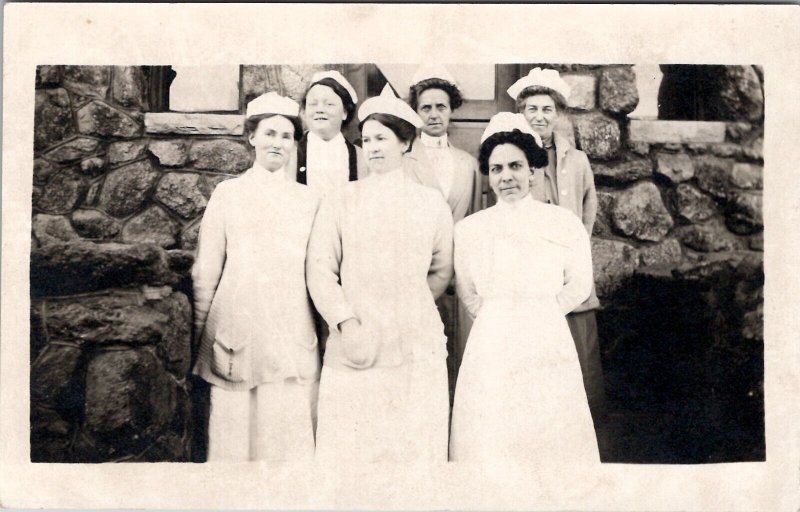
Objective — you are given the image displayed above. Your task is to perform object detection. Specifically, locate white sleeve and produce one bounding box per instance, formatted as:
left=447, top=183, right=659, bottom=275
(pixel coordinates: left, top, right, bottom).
left=454, top=221, right=482, bottom=319
left=191, top=187, right=227, bottom=337
left=556, top=218, right=594, bottom=315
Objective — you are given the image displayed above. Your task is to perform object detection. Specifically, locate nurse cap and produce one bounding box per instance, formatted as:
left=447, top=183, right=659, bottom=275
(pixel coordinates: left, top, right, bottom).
left=506, top=67, right=571, bottom=103
left=308, top=70, right=358, bottom=104
left=358, top=84, right=424, bottom=128
left=410, top=64, right=460, bottom=89
left=246, top=92, right=300, bottom=119
left=480, top=112, right=543, bottom=147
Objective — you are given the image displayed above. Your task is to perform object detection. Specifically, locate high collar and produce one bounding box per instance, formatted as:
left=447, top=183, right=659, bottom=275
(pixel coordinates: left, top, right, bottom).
left=368, top=165, right=404, bottom=185
left=308, top=130, right=346, bottom=147
left=495, top=192, right=536, bottom=214
left=250, top=160, right=287, bottom=186
left=420, top=132, right=449, bottom=149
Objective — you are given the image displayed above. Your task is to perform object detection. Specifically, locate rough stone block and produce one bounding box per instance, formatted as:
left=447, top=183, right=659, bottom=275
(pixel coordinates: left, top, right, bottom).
left=77, top=101, right=141, bottom=138
left=655, top=152, right=695, bottom=183
left=592, top=238, right=640, bottom=297
left=670, top=184, right=717, bottom=223
left=36, top=65, right=63, bottom=88
left=62, top=66, right=111, bottom=98
left=122, top=205, right=181, bottom=248
left=111, top=66, right=146, bottom=109
left=98, top=160, right=160, bottom=218
left=70, top=209, right=121, bottom=239
left=242, top=65, right=268, bottom=106
left=611, top=182, right=675, bottom=242
left=562, top=74, right=595, bottom=111
left=189, top=139, right=252, bottom=173
left=79, top=156, right=107, bottom=177
left=84, top=350, right=176, bottom=448
left=151, top=292, right=192, bottom=376
left=32, top=214, right=80, bottom=245
left=676, top=219, right=744, bottom=252
left=730, top=163, right=763, bottom=190
left=716, top=66, right=763, bottom=122
left=84, top=181, right=101, bottom=206
left=30, top=301, right=48, bottom=363
left=144, top=113, right=244, bottom=136
left=573, top=112, right=621, bottom=160
left=592, top=190, right=615, bottom=237
left=725, top=191, right=763, bottom=235
left=748, top=232, right=764, bottom=251
left=33, top=158, right=59, bottom=185
left=46, top=292, right=171, bottom=346
left=198, top=173, right=235, bottom=198
left=726, top=122, right=753, bottom=142
left=30, top=343, right=83, bottom=405
left=34, top=88, right=74, bottom=151
left=30, top=241, right=176, bottom=296
left=148, top=140, right=189, bottom=167
left=629, top=120, right=727, bottom=144
left=627, top=140, right=650, bottom=157
left=639, top=238, right=684, bottom=267
left=598, top=66, right=639, bottom=115
left=180, top=220, right=201, bottom=251
left=154, top=172, right=208, bottom=219
left=592, top=158, right=651, bottom=185
left=43, top=137, right=101, bottom=164
left=36, top=169, right=87, bottom=214
left=694, top=155, right=735, bottom=199
left=166, top=250, right=195, bottom=277
left=108, top=140, right=148, bottom=164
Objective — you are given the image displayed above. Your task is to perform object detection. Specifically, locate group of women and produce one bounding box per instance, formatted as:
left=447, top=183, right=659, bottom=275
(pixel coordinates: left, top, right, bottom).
left=191, top=66, right=602, bottom=468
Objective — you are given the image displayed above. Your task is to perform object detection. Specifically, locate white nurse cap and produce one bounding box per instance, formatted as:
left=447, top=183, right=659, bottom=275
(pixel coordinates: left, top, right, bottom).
left=410, top=64, right=460, bottom=89
left=480, top=112, right=543, bottom=146
left=506, top=67, right=571, bottom=103
left=246, top=92, right=300, bottom=119
left=308, top=70, right=359, bottom=104
left=357, top=84, right=424, bottom=128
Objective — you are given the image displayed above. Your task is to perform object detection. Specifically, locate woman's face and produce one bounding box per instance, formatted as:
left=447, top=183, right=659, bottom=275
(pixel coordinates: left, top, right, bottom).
left=304, top=84, right=346, bottom=140
left=488, top=143, right=532, bottom=203
left=248, top=115, right=296, bottom=171
left=416, top=88, right=452, bottom=138
left=361, top=120, right=409, bottom=174
left=521, top=94, right=559, bottom=142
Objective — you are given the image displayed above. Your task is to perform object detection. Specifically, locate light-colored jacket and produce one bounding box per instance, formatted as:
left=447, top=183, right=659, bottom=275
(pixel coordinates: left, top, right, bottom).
left=405, top=138, right=482, bottom=224
left=530, top=132, right=599, bottom=312
left=306, top=165, right=454, bottom=371
left=192, top=165, right=321, bottom=390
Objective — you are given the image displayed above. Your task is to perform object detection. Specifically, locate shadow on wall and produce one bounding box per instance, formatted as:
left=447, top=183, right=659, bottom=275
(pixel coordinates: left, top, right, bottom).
left=596, top=253, right=764, bottom=463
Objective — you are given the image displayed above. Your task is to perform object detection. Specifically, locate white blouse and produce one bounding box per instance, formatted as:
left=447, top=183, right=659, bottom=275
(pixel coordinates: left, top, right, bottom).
left=192, top=162, right=322, bottom=389
left=454, top=195, right=593, bottom=319
left=420, top=132, right=455, bottom=200
left=306, top=131, right=350, bottom=197
left=306, top=166, right=454, bottom=370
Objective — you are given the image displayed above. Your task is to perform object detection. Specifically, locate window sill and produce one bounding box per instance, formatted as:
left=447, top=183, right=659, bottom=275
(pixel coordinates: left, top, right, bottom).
left=629, top=120, right=726, bottom=144
left=144, top=113, right=244, bottom=136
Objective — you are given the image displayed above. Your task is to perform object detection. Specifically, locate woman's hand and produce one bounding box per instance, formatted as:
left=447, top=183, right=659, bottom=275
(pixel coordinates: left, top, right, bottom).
left=339, top=318, right=377, bottom=369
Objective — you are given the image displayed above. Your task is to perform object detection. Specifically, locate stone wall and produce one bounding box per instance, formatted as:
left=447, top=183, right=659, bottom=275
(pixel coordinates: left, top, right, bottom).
left=30, top=64, right=764, bottom=463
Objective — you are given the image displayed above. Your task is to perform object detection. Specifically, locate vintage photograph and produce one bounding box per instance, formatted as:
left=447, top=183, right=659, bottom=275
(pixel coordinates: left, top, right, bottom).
left=29, top=63, right=764, bottom=466
left=4, top=3, right=798, bottom=510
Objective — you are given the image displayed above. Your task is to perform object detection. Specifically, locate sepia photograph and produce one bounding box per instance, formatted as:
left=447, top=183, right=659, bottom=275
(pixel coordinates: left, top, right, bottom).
left=3, top=4, right=799, bottom=511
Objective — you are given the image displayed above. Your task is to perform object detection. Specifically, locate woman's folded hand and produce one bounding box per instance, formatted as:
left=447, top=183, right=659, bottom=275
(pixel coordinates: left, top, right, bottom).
left=339, top=317, right=377, bottom=369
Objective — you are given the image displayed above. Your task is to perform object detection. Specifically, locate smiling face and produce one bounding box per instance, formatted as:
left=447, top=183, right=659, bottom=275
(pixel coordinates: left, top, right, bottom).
left=304, top=84, right=346, bottom=140
left=488, top=143, right=533, bottom=203
left=521, top=93, right=559, bottom=142
left=248, top=115, right=296, bottom=171
left=361, top=119, right=409, bottom=174
left=416, top=88, right=452, bottom=137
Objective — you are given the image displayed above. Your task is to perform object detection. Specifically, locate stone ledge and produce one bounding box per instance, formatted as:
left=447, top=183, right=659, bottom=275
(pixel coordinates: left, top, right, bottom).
left=629, top=120, right=726, bottom=144
left=144, top=113, right=244, bottom=136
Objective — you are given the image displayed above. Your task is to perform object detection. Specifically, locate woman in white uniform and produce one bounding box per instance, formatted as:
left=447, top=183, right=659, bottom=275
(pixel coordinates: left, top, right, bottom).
left=449, top=112, right=599, bottom=467
left=307, top=85, right=454, bottom=465
left=192, top=92, right=321, bottom=462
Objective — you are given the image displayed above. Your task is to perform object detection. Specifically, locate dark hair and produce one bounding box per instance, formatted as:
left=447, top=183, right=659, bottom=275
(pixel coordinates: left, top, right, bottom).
left=244, top=113, right=303, bottom=141
left=478, top=130, right=548, bottom=175
left=302, top=78, right=357, bottom=125
left=358, top=113, right=417, bottom=146
left=408, top=78, right=464, bottom=111
left=514, top=85, right=567, bottom=113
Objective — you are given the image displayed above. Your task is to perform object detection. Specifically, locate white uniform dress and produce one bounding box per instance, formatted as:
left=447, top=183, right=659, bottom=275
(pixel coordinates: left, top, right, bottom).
left=306, top=166, right=454, bottom=465
left=449, top=195, right=600, bottom=466
left=192, top=162, right=321, bottom=463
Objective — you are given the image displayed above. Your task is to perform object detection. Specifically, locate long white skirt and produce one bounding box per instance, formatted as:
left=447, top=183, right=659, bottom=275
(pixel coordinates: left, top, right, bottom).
left=450, top=298, right=599, bottom=467
left=207, top=379, right=318, bottom=462
left=315, top=359, right=449, bottom=465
